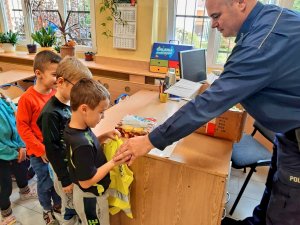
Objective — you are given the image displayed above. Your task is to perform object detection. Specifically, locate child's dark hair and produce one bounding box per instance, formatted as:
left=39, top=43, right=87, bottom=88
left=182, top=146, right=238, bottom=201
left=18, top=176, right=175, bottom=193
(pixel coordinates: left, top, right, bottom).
left=70, top=78, right=110, bottom=111
left=33, top=50, right=62, bottom=72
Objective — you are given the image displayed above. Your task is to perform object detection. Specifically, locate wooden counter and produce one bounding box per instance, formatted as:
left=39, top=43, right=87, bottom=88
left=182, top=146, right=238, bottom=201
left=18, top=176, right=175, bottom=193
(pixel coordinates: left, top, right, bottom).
left=0, top=52, right=163, bottom=101
left=0, top=70, right=34, bottom=86
left=93, top=90, right=233, bottom=225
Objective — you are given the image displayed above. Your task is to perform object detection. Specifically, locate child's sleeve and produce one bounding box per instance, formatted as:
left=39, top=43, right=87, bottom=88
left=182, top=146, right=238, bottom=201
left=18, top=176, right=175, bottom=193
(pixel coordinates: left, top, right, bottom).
left=40, top=111, right=72, bottom=187
left=0, top=142, right=19, bottom=160
left=0, top=110, right=19, bottom=160
left=16, top=96, right=45, bottom=157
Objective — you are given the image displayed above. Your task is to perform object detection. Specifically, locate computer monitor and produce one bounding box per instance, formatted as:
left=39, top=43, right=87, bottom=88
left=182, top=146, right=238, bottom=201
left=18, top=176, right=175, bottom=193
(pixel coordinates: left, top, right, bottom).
left=179, top=48, right=207, bottom=82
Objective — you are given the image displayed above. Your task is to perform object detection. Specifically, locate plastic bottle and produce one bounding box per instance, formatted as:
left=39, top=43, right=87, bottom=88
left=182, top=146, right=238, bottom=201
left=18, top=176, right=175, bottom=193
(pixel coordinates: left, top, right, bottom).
left=167, top=68, right=176, bottom=87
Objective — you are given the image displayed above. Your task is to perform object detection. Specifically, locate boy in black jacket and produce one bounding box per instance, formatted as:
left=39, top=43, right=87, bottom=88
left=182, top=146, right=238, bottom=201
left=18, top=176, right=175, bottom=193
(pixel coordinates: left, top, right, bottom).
left=37, top=57, right=92, bottom=225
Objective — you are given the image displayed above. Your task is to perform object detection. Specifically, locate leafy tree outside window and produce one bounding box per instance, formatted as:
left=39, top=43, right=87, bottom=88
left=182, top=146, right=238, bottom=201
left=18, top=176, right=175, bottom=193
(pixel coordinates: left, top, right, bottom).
left=0, top=0, right=95, bottom=49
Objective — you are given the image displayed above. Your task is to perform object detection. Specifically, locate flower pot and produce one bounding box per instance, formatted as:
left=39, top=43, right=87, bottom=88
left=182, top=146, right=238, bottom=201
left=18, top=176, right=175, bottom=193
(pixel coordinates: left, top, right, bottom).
left=84, top=54, right=94, bottom=61
left=38, top=46, right=53, bottom=52
left=1, top=43, right=16, bottom=53
left=130, top=0, right=136, bottom=6
left=27, top=44, right=37, bottom=54
left=60, top=46, right=75, bottom=58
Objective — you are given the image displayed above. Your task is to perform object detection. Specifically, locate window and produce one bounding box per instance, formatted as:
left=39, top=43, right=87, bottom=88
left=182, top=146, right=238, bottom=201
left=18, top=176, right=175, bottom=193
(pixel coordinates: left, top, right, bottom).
left=174, top=0, right=209, bottom=49
left=66, top=0, right=93, bottom=47
left=293, top=0, right=300, bottom=11
left=169, top=0, right=233, bottom=67
left=169, top=0, right=298, bottom=67
left=0, top=0, right=26, bottom=40
left=31, top=0, right=59, bottom=32
left=0, top=0, right=96, bottom=51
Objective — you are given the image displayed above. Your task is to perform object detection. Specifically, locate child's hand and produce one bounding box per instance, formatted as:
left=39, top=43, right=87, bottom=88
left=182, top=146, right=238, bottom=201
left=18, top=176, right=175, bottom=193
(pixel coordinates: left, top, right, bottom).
left=62, top=184, right=74, bottom=194
left=18, top=148, right=27, bottom=163
left=106, top=129, right=121, bottom=140
left=98, top=129, right=121, bottom=143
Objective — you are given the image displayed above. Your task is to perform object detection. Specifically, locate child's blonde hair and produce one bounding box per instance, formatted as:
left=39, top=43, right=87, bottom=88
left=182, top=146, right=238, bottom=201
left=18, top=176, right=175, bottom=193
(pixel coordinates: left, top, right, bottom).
left=56, top=56, right=93, bottom=81
left=70, top=78, right=110, bottom=111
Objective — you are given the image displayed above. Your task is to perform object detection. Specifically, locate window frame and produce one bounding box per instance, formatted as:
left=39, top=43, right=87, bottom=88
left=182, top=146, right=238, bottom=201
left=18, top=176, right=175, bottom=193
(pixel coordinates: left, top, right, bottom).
left=0, top=0, right=97, bottom=53
left=168, top=0, right=224, bottom=68
left=169, top=0, right=298, bottom=68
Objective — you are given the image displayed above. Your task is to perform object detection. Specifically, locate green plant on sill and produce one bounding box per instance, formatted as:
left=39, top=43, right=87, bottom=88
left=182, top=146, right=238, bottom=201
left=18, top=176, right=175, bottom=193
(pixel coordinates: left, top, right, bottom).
left=54, top=45, right=61, bottom=53
left=84, top=51, right=95, bottom=55
left=31, top=26, right=57, bottom=47
left=0, top=30, right=19, bottom=46
left=100, top=0, right=129, bottom=37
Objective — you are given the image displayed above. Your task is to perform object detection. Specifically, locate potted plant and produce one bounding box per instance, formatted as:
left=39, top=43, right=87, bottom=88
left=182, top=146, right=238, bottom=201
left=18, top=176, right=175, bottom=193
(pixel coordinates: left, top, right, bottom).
left=84, top=52, right=95, bottom=61
left=26, top=43, right=37, bottom=54
left=31, top=26, right=56, bottom=52
left=100, top=0, right=128, bottom=37
left=44, top=10, right=78, bottom=58
left=0, top=30, right=19, bottom=53
left=54, top=45, right=61, bottom=53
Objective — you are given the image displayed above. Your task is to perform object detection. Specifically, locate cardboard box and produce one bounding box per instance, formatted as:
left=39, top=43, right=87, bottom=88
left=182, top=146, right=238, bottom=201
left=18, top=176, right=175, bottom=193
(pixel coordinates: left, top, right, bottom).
left=194, top=107, right=247, bottom=142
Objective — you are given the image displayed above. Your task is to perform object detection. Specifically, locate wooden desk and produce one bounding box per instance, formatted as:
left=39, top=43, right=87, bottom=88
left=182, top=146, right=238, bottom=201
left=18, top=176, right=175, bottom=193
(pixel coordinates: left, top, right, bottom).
left=0, top=70, right=34, bottom=86
left=93, top=90, right=233, bottom=225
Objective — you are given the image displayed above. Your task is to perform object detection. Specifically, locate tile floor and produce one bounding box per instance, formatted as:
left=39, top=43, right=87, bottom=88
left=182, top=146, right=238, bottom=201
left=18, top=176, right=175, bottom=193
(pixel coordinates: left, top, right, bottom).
left=2, top=177, right=63, bottom=225
left=226, top=166, right=269, bottom=221
left=2, top=166, right=269, bottom=225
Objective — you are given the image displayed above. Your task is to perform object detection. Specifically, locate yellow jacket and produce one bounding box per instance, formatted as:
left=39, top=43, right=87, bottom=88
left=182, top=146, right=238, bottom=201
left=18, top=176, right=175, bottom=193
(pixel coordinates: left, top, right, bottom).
left=103, top=138, right=134, bottom=218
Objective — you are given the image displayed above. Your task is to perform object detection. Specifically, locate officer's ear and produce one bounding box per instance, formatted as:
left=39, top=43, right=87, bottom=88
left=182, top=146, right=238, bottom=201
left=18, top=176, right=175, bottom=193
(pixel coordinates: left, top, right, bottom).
left=238, top=0, right=247, bottom=12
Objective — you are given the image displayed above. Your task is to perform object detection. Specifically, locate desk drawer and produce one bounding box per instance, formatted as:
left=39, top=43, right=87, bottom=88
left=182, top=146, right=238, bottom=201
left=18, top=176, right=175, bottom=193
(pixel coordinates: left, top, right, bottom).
left=149, top=66, right=168, bottom=74
left=150, top=59, right=168, bottom=67
left=168, top=60, right=179, bottom=69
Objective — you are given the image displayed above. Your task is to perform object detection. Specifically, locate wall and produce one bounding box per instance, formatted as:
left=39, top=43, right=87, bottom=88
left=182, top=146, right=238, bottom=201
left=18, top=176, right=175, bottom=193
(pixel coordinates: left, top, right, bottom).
left=95, top=0, right=168, bottom=61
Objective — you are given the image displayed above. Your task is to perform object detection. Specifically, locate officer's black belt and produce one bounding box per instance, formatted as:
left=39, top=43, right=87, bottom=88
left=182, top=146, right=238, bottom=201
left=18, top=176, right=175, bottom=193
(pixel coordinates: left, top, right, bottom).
left=285, top=128, right=300, bottom=151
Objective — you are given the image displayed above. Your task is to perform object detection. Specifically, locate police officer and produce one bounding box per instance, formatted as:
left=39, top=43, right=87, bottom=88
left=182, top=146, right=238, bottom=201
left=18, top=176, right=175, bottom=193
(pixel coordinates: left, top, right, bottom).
left=115, top=0, right=300, bottom=224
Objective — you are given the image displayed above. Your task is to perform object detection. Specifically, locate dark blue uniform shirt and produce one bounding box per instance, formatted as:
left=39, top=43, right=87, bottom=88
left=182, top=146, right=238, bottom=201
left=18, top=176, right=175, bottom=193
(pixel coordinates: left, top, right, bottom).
left=150, top=2, right=300, bottom=150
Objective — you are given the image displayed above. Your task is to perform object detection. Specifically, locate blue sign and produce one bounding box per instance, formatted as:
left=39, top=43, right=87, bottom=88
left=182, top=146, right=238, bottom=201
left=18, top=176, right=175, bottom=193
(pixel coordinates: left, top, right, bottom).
left=150, top=42, right=193, bottom=61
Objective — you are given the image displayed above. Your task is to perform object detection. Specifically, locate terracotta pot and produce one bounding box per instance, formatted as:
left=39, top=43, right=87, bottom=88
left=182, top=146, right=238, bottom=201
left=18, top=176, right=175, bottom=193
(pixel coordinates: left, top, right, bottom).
left=84, top=54, right=94, bottom=61
left=60, top=46, right=75, bottom=58
left=131, top=0, right=136, bottom=6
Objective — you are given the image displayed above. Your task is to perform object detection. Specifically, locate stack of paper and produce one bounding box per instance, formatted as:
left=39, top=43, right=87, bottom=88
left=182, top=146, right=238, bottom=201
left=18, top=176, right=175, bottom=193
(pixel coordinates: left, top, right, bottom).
left=164, top=79, right=202, bottom=99
left=206, top=73, right=220, bottom=84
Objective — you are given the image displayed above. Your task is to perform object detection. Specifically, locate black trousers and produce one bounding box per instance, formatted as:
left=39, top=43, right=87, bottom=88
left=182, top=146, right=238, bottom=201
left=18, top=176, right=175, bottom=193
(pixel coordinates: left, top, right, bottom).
left=265, top=131, right=300, bottom=225
left=244, top=129, right=300, bottom=225
left=0, top=159, right=28, bottom=211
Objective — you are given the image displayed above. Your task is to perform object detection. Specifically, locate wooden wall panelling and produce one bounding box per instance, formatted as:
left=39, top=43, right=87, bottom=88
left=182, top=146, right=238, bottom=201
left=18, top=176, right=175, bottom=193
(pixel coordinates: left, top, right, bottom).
left=93, top=76, right=158, bottom=102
